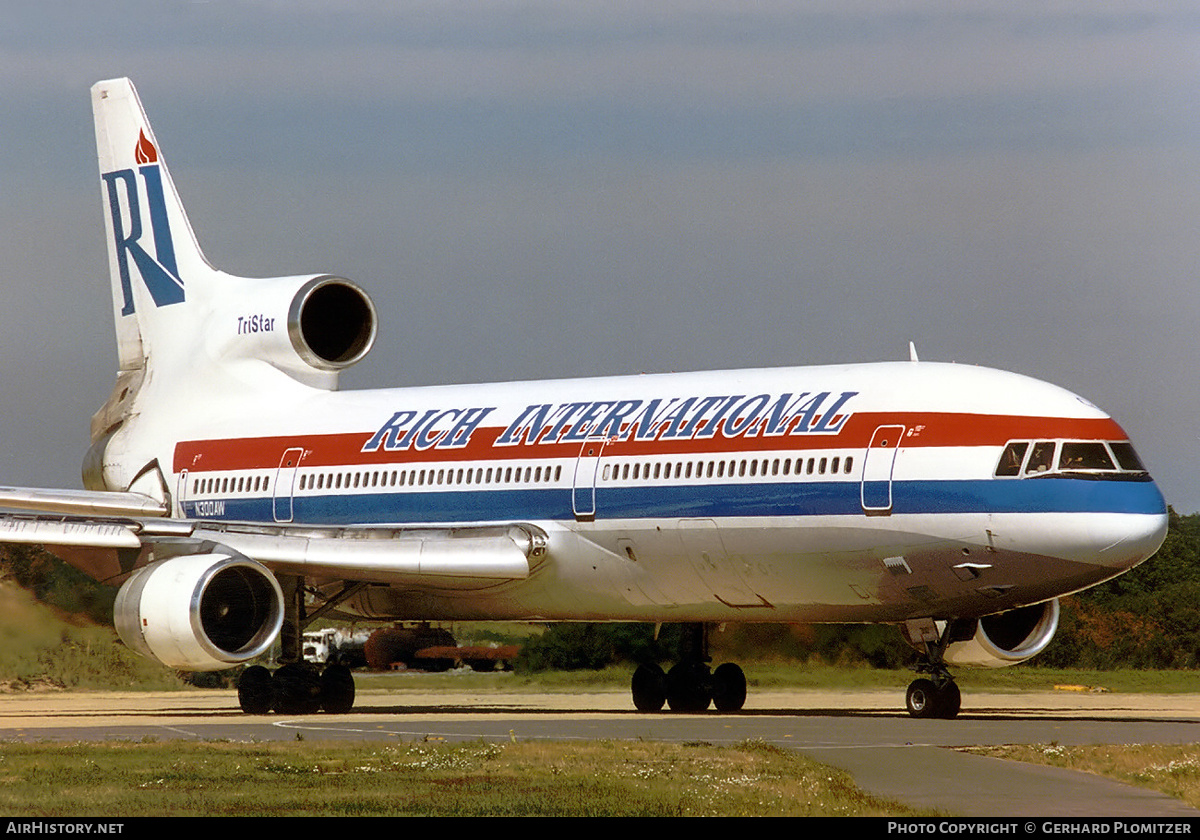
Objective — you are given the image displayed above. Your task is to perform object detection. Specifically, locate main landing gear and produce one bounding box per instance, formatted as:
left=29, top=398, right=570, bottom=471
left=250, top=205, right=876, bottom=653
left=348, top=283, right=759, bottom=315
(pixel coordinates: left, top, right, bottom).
left=236, top=574, right=360, bottom=715
left=630, top=624, right=747, bottom=713
left=902, top=619, right=964, bottom=719
left=237, top=661, right=356, bottom=715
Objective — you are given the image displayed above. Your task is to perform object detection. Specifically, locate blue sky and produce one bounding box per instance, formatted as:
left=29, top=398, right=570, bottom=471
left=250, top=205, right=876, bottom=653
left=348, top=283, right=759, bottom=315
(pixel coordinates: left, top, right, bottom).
left=3, top=1, right=1200, bottom=511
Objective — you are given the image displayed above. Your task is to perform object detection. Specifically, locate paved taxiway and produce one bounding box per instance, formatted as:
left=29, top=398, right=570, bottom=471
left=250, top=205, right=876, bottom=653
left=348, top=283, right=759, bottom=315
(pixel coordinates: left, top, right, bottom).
left=2, top=686, right=1199, bottom=817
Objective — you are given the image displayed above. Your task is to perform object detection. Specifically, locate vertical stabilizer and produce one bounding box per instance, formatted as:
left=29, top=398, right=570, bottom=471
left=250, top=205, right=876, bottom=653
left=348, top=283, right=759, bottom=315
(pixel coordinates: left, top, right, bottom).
left=92, top=78, right=215, bottom=374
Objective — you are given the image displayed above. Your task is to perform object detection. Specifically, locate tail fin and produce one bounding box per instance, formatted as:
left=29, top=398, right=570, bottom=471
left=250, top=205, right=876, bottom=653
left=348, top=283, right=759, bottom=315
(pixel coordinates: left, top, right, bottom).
left=92, top=78, right=215, bottom=373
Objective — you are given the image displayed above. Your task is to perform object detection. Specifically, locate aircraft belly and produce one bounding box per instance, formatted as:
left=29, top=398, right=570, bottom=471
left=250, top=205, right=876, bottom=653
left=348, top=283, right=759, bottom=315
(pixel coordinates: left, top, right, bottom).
left=333, top=511, right=1140, bottom=623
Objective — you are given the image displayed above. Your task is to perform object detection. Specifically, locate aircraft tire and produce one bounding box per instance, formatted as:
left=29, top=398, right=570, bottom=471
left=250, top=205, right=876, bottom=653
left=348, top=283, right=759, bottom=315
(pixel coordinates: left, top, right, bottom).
left=711, top=663, right=747, bottom=712
left=905, top=678, right=940, bottom=718
left=631, top=663, right=667, bottom=712
left=237, top=665, right=275, bottom=715
left=936, top=681, right=961, bottom=719
left=320, top=663, right=356, bottom=714
left=273, top=662, right=322, bottom=715
left=666, top=661, right=712, bottom=713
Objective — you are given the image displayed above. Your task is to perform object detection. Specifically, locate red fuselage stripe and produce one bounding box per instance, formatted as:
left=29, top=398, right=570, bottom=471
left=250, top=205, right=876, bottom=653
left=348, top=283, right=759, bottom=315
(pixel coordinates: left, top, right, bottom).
left=172, top=412, right=1128, bottom=474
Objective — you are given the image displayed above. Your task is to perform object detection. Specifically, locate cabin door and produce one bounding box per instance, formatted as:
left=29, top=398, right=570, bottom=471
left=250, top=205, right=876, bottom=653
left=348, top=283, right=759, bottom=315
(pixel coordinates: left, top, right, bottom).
left=572, top=436, right=607, bottom=521
left=273, top=447, right=305, bottom=523
left=861, top=425, right=904, bottom=515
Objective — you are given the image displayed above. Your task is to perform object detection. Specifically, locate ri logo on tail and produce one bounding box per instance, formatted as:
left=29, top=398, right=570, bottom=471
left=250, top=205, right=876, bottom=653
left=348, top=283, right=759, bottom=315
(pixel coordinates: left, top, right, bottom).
left=100, top=129, right=185, bottom=313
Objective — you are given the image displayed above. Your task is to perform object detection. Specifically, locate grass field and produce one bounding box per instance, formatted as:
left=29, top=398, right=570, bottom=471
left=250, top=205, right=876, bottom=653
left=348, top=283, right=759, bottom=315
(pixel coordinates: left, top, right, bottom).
left=0, top=739, right=935, bottom=817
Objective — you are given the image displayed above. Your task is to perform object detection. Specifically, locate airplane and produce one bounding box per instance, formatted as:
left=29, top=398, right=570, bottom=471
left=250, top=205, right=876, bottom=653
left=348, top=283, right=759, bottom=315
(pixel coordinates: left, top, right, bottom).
left=0, top=78, right=1168, bottom=719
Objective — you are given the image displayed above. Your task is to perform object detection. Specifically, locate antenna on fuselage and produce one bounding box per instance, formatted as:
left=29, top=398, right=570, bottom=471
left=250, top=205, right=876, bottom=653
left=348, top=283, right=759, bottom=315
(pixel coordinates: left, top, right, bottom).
left=908, top=341, right=920, bottom=362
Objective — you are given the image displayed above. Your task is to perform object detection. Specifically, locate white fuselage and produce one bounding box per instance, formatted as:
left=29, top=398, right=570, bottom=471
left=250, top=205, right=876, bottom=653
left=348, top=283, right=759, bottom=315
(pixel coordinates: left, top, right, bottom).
left=99, top=358, right=1167, bottom=625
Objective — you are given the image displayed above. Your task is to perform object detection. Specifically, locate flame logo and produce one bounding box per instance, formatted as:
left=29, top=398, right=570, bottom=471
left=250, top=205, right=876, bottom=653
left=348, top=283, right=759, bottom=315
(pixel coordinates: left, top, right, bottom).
left=134, top=129, right=158, bottom=165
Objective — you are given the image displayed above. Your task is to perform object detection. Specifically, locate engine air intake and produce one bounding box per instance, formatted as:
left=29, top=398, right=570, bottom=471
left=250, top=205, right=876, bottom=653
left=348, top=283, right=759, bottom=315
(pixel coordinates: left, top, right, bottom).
left=289, top=276, right=377, bottom=370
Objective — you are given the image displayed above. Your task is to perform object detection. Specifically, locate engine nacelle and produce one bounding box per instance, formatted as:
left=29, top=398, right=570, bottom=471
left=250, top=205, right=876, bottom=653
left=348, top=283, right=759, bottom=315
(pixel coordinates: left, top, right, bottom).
left=114, top=553, right=285, bottom=671
left=942, top=599, right=1061, bottom=668
left=208, top=274, right=377, bottom=385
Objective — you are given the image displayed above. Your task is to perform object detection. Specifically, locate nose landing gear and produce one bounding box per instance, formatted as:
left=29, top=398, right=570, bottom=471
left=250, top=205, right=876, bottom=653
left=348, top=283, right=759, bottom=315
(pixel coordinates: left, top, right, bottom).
left=905, top=671, right=961, bottom=719
left=902, top=618, right=965, bottom=719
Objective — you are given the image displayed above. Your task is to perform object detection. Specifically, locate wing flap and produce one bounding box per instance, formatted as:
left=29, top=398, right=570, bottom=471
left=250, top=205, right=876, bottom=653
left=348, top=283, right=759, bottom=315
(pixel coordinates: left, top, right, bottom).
left=0, top=514, right=142, bottom=548
left=0, top=486, right=168, bottom=518
left=194, top=524, right=544, bottom=585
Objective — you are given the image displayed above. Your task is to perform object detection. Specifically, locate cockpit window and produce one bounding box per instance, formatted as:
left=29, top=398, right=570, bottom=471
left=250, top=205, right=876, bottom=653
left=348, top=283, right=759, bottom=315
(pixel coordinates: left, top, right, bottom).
left=996, top=439, right=1148, bottom=479
left=1024, top=441, right=1056, bottom=474
left=995, top=442, right=1028, bottom=476
left=1109, top=442, right=1147, bottom=472
left=1059, top=442, right=1115, bottom=472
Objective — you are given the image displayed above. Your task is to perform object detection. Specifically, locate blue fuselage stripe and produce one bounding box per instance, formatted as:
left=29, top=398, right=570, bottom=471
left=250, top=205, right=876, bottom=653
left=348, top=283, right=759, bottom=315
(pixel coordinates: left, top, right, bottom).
left=182, top=477, right=1165, bottom=525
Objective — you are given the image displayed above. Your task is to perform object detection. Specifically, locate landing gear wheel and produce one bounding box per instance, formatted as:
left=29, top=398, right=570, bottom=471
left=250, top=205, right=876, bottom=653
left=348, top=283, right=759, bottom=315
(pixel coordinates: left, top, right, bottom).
left=273, top=662, right=322, bottom=715
left=666, top=661, right=712, bottom=712
left=237, top=665, right=274, bottom=715
left=936, top=681, right=961, bottom=719
left=631, top=663, right=667, bottom=712
left=906, top=678, right=940, bottom=719
left=906, top=678, right=961, bottom=719
left=320, top=663, right=356, bottom=714
left=711, top=663, right=747, bottom=712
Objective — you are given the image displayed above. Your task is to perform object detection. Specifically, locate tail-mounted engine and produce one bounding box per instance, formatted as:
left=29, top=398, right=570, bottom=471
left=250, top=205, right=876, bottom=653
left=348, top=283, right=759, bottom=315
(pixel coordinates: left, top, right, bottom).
left=941, top=599, right=1061, bottom=668
left=209, top=274, right=377, bottom=387
left=286, top=276, right=377, bottom=372
left=114, top=553, right=285, bottom=671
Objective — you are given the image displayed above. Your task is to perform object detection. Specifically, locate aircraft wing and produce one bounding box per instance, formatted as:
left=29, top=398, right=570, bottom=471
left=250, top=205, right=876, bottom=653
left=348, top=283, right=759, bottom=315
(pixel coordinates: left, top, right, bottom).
left=0, top=486, right=544, bottom=586
left=0, top=485, right=169, bottom=517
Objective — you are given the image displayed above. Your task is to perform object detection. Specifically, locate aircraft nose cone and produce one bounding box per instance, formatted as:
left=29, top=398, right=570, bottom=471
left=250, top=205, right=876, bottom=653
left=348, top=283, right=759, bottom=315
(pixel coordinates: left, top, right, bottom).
left=1090, top=476, right=1169, bottom=571
left=1095, top=508, right=1169, bottom=571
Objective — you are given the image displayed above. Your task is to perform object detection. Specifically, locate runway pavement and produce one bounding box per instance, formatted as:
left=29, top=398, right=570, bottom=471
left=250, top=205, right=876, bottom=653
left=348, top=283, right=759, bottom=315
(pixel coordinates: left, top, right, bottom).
left=2, top=686, right=1199, bottom=817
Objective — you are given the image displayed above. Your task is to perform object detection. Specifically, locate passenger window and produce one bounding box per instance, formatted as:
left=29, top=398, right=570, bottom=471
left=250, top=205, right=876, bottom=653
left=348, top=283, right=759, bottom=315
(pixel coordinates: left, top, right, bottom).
left=1025, top=441, right=1056, bottom=474
left=995, top=442, right=1029, bottom=477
